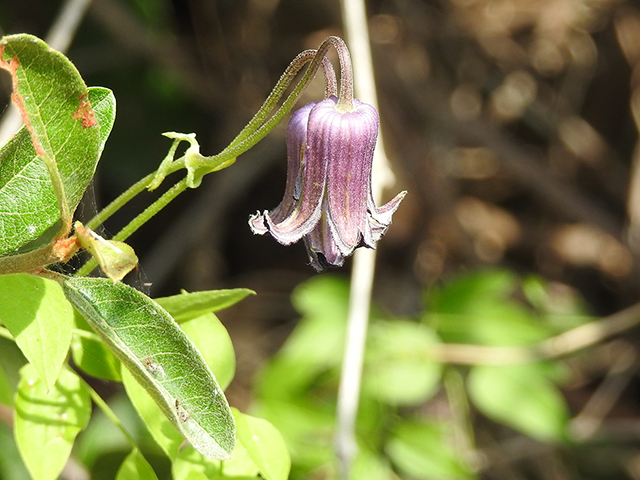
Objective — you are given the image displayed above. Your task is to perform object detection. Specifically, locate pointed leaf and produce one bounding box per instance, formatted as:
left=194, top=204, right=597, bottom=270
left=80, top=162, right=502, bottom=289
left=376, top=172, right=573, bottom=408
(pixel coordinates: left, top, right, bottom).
left=234, top=408, right=290, bottom=480
left=115, top=449, right=159, bottom=480
left=0, top=85, right=116, bottom=271
left=14, top=364, right=91, bottom=480
left=0, top=273, right=73, bottom=390
left=155, top=288, right=255, bottom=323
left=0, top=34, right=101, bottom=225
left=63, top=276, right=236, bottom=459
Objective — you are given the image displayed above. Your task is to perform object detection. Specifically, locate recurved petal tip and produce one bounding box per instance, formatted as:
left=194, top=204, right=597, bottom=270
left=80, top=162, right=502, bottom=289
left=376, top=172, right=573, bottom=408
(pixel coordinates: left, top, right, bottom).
left=248, top=211, right=269, bottom=235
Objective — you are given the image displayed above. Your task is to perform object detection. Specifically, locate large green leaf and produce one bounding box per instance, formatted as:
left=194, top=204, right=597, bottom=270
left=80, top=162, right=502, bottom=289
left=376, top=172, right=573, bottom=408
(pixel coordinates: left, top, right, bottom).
left=0, top=273, right=73, bottom=390
left=14, top=364, right=91, bottom=480
left=468, top=364, right=570, bottom=442
left=156, top=288, right=255, bottom=323
left=0, top=34, right=115, bottom=270
left=64, top=276, right=236, bottom=460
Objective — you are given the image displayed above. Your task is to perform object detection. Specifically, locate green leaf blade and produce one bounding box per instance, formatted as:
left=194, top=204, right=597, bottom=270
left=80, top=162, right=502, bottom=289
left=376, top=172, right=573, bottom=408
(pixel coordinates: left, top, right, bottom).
left=0, top=34, right=102, bottom=222
left=121, top=365, right=184, bottom=460
left=0, top=273, right=73, bottom=390
left=0, top=85, right=115, bottom=266
left=64, top=277, right=236, bottom=460
left=155, top=288, right=255, bottom=323
left=182, top=312, right=236, bottom=391
left=14, top=364, right=91, bottom=480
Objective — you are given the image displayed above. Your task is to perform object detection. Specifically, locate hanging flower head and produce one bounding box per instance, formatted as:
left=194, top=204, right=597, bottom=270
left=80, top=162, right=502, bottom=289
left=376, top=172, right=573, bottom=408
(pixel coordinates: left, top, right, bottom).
left=249, top=37, right=406, bottom=271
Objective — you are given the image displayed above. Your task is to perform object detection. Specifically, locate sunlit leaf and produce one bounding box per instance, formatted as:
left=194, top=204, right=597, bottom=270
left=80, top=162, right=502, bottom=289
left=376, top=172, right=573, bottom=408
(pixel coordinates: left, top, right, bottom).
left=14, top=364, right=91, bottom=480
left=121, top=365, right=183, bottom=460
left=155, top=288, right=255, bottom=323
left=0, top=273, right=73, bottom=390
left=64, top=276, right=235, bottom=459
left=71, top=310, right=121, bottom=382
left=0, top=37, right=115, bottom=272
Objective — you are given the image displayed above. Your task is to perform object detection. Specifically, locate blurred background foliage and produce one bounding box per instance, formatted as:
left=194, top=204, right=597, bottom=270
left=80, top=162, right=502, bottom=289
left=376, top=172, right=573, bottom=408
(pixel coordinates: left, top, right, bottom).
left=2, top=0, right=640, bottom=478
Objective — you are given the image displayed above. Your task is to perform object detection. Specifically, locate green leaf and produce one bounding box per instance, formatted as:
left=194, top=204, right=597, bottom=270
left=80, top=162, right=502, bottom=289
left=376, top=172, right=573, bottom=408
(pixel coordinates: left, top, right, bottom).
left=14, top=364, right=91, bottom=480
left=182, top=313, right=235, bottom=391
left=468, top=364, right=569, bottom=442
left=0, top=421, right=31, bottom=480
left=0, top=336, right=27, bottom=405
left=64, top=276, right=235, bottom=460
left=386, top=420, right=472, bottom=480
left=71, top=310, right=121, bottom=382
left=0, top=36, right=115, bottom=267
left=0, top=84, right=116, bottom=271
left=121, top=365, right=184, bottom=460
left=155, top=288, right=255, bottom=323
left=0, top=273, right=73, bottom=390
left=234, top=408, right=290, bottom=480
left=221, top=439, right=260, bottom=477
left=0, top=34, right=101, bottom=225
left=364, top=320, right=442, bottom=405
left=115, top=449, right=159, bottom=480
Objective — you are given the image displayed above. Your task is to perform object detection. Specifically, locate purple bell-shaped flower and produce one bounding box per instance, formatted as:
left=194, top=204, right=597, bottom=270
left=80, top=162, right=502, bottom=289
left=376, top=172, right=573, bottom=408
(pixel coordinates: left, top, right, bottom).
left=249, top=94, right=405, bottom=270
left=249, top=37, right=405, bottom=270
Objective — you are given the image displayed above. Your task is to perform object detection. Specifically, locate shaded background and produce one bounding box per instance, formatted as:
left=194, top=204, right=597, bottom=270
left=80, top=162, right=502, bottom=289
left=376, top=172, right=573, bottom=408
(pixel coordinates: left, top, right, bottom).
left=2, top=0, right=640, bottom=478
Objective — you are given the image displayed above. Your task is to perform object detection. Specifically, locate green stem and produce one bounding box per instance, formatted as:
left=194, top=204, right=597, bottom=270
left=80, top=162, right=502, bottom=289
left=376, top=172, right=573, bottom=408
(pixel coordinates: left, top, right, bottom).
left=80, top=36, right=344, bottom=276
left=76, top=176, right=190, bottom=277
left=81, top=377, right=138, bottom=449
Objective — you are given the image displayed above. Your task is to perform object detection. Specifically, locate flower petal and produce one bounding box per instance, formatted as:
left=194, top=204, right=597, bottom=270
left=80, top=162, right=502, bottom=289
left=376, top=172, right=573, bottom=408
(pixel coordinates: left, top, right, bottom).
left=321, top=98, right=379, bottom=252
left=304, top=212, right=346, bottom=271
left=260, top=101, right=328, bottom=245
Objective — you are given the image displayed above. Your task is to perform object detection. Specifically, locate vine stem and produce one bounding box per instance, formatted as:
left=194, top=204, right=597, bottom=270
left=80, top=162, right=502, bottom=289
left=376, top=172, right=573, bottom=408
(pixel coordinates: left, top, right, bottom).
left=80, top=37, right=346, bottom=279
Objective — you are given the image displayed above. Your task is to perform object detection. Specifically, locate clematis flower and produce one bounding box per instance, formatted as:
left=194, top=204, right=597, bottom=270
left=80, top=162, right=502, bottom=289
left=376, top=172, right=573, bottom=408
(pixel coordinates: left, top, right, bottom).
left=249, top=95, right=406, bottom=271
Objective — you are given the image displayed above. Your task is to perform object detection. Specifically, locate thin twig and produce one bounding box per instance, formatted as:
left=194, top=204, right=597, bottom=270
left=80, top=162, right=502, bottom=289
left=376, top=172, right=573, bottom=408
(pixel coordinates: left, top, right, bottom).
left=335, top=1, right=397, bottom=478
